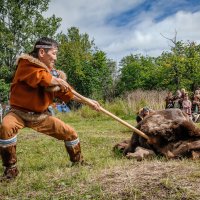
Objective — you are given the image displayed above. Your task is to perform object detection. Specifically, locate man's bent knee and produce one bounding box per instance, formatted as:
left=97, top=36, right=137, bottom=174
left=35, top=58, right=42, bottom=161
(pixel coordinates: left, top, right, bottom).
left=0, top=123, right=17, bottom=140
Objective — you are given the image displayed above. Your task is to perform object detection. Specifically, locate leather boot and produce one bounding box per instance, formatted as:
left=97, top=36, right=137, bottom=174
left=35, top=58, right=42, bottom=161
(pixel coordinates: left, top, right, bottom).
left=65, top=142, right=84, bottom=165
left=0, top=145, right=19, bottom=181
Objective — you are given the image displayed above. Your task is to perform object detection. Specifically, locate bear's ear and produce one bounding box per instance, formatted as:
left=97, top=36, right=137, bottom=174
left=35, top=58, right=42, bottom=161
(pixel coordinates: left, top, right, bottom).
left=57, top=70, right=67, bottom=81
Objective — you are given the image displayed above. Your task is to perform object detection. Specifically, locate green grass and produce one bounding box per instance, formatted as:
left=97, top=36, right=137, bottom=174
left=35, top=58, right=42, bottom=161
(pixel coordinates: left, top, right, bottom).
left=0, top=112, right=200, bottom=200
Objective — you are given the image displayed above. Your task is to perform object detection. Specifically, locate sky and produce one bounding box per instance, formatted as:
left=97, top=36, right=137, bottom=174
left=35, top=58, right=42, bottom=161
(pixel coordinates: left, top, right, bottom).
left=45, top=0, right=200, bottom=63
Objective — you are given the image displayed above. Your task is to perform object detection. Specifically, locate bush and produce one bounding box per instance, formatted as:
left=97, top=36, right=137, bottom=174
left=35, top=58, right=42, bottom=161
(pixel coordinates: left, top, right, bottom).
left=0, top=79, right=10, bottom=103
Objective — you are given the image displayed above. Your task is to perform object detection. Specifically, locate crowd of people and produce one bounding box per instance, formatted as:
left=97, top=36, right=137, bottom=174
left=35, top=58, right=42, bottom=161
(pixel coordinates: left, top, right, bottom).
left=136, top=88, right=200, bottom=124
left=165, top=88, right=200, bottom=121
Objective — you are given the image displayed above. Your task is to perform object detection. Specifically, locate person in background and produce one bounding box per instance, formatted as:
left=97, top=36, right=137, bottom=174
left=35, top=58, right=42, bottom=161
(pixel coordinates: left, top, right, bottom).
left=173, top=90, right=182, bottom=109
left=165, top=91, right=174, bottom=109
left=192, top=90, right=200, bottom=113
left=136, top=107, right=154, bottom=123
left=47, top=105, right=55, bottom=116
left=179, top=88, right=187, bottom=108
left=61, top=101, right=70, bottom=112
left=181, top=88, right=187, bottom=98
left=182, top=93, right=192, bottom=119
left=0, top=37, right=101, bottom=181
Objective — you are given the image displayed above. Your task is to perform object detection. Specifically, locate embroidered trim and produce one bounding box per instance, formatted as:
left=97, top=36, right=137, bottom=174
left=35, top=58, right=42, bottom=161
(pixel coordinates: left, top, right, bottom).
left=65, top=138, right=79, bottom=147
left=0, top=136, right=17, bottom=147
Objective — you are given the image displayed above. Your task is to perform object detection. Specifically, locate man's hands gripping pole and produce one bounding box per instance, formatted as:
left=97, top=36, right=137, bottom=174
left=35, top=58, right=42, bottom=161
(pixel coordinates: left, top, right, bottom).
left=50, top=76, right=101, bottom=111
left=73, top=95, right=101, bottom=111
left=50, top=77, right=71, bottom=92
left=50, top=76, right=150, bottom=141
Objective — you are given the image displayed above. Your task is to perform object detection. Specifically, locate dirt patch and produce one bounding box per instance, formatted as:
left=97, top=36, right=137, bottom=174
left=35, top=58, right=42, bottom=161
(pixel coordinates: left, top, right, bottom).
left=90, top=160, right=200, bottom=199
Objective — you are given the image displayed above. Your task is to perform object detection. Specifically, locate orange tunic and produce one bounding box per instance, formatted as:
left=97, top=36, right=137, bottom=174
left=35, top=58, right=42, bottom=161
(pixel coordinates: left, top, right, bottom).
left=10, top=54, right=74, bottom=112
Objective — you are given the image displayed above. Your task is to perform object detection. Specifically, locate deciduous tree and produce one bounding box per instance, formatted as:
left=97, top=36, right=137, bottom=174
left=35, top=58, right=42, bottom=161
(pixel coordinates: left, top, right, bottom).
left=0, top=0, right=61, bottom=80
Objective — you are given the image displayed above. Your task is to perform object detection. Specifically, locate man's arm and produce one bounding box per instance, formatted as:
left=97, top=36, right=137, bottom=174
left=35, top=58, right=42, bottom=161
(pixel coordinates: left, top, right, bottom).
left=51, top=76, right=101, bottom=111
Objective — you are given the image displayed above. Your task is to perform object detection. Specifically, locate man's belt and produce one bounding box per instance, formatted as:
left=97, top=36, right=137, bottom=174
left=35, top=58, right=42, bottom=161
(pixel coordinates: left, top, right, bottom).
left=10, top=108, right=49, bottom=122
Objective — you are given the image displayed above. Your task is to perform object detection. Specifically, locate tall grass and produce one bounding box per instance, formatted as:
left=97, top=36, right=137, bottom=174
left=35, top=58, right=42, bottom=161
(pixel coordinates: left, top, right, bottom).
left=61, top=90, right=167, bottom=121
left=126, top=89, right=167, bottom=112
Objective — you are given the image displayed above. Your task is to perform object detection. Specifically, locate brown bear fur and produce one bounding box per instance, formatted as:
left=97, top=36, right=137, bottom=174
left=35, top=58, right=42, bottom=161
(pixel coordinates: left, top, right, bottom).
left=121, top=109, right=200, bottom=159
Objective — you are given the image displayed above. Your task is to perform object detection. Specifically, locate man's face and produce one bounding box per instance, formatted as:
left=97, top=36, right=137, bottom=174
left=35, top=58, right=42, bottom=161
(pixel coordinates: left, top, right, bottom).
left=39, top=47, right=58, bottom=69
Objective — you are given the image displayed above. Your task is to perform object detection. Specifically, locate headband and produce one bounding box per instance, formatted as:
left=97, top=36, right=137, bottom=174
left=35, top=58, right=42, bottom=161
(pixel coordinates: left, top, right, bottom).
left=35, top=45, right=54, bottom=49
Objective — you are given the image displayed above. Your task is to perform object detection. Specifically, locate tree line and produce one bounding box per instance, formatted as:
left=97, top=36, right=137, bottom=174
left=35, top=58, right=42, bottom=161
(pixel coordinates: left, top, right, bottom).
left=1, top=0, right=200, bottom=103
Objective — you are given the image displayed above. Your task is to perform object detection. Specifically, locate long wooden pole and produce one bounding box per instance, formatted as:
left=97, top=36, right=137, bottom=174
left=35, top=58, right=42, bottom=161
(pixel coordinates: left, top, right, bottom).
left=71, top=89, right=150, bottom=140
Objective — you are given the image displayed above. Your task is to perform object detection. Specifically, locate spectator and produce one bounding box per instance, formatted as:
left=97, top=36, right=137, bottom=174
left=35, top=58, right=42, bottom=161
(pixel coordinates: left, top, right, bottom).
left=182, top=93, right=192, bottom=119
left=136, top=107, right=154, bottom=123
left=179, top=88, right=187, bottom=108
left=165, top=91, right=174, bottom=109
left=61, top=101, right=70, bottom=112
left=47, top=105, right=55, bottom=116
left=192, top=90, right=200, bottom=113
left=173, top=90, right=182, bottom=108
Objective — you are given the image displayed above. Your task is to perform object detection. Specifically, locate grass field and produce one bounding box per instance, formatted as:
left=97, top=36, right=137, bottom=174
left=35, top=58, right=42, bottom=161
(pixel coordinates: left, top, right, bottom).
left=0, top=111, right=200, bottom=200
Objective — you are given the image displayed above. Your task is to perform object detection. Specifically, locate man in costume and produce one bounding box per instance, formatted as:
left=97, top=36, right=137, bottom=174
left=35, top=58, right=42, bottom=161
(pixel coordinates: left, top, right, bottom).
left=0, top=37, right=100, bottom=180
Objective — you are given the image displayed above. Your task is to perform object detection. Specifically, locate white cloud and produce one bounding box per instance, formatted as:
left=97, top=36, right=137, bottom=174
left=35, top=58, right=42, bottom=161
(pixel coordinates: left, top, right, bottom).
left=45, top=0, right=200, bottom=63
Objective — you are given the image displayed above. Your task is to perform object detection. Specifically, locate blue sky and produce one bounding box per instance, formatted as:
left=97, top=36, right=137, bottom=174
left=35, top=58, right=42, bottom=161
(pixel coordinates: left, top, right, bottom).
left=45, top=0, right=200, bottom=63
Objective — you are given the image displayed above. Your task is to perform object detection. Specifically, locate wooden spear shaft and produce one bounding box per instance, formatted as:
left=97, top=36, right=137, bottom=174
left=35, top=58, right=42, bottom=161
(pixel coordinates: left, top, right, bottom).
left=71, top=89, right=150, bottom=141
